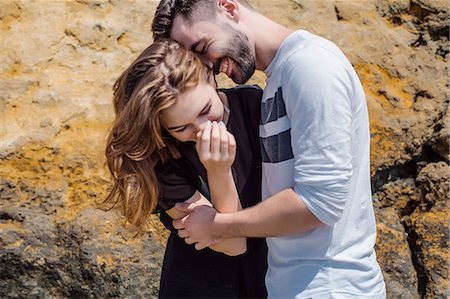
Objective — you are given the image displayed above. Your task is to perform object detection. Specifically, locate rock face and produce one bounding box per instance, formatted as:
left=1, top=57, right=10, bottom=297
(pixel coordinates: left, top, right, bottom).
left=0, top=1, right=448, bottom=298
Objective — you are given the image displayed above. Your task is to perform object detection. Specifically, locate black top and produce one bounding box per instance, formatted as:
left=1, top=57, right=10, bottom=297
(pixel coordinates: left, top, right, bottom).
left=155, top=85, right=267, bottom=298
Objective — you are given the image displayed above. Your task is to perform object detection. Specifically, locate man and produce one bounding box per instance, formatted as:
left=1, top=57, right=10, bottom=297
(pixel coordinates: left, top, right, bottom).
left=152, top=0, right=386, bottom=298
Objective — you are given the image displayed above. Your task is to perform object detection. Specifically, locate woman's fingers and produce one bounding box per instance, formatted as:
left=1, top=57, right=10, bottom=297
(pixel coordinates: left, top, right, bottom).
left=197, top=120, right=212, bottom=159
left=185, top=237, right=196, bottom=245
left=210, top=121, right=220, bottom=157
left=195, top=129, right=202, bottom=154
left=196, top=120, right=235, bottom=167
left=219, top=121, right=229, bottom=157
left=227, top=132, right=236, bottom=158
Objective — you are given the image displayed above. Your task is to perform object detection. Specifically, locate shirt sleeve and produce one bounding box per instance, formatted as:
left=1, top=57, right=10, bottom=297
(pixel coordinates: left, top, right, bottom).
left=155, top=159, right=197, bottom=211
left=281, top=43, right=354, bottom=225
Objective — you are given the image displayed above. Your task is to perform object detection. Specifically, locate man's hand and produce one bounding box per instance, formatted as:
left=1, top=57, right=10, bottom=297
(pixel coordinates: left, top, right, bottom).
left=173, top=202, right=225, bottom=250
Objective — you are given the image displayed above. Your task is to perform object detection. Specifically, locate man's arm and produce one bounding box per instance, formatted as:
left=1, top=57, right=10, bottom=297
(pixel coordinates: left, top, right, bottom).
left=167, top=191, right=245, bottom=255
left=174, top=188, right=323, bottom=249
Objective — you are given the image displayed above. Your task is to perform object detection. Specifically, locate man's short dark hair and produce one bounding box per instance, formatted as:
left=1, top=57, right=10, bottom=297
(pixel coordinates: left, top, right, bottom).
left=151, top=0, right=253, bottom=41
left=152, top=0, right=214, bottom=41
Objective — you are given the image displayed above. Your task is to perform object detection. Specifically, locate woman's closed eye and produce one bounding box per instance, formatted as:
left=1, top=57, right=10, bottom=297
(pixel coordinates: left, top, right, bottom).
left=173, top=125, right=187, bottom=133
left=173, top=106, right=211, bottom=133
left=200, top=105, right=212, bottom=116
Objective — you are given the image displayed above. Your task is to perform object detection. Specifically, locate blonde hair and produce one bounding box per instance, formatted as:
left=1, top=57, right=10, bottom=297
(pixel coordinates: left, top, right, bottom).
left=103, top=39, right=211, bottom=234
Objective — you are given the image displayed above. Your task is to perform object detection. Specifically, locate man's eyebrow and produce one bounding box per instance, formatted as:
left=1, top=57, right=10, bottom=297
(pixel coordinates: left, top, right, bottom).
left=190, top=38, right=206, bottom=52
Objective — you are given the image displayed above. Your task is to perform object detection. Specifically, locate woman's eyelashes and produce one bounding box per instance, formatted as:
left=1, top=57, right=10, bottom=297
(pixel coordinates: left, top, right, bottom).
left=200, top=105, right=212, bottom=116
left=173, top=126, right=186, bottom=133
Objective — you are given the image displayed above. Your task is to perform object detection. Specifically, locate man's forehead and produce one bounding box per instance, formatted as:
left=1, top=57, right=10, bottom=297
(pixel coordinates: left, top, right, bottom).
left=170, top=15, right=214, bottom=47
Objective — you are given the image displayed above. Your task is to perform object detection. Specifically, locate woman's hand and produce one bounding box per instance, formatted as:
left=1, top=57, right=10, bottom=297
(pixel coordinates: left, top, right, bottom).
left=195, top=121, right=236, bottom=174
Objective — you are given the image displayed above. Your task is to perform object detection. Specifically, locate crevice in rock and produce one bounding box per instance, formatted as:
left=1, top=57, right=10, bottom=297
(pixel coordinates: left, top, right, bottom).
left=0, top=212, right=15, bottom=221
left=435, top=45, right=449, bottom=59
left=399, top=193, right=420, bottom=218
left=413, top=89, right=433, bottom=101
left=288, top=0, right=304, bottom=10
left=409, top=1, right=433, bottom=21
left=419, top=144, right=447, bottom=164
left=429, top=25, right=449, bottom=41
left=371, top=159, right=418, bottom=193
left=373, top=140, right=447, bottom=298
left=372, top=141, right=448, bottom=194
left=402, top=221, right=428, bottom=298
left=411, top=33, right=427, bottom=47
left=334, top=6, right=343, bottom=21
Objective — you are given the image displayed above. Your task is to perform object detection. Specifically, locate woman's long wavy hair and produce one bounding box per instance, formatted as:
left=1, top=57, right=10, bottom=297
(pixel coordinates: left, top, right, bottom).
left=103, top=39, right=211, bottom=234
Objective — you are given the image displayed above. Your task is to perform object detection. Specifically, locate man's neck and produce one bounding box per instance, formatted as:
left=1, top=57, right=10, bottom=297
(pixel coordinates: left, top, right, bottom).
left=249, top=13, right=295, bottom=71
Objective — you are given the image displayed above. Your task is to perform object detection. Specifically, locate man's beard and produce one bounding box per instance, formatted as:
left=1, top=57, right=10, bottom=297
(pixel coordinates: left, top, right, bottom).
left=213, top=25, right=255, bottom=84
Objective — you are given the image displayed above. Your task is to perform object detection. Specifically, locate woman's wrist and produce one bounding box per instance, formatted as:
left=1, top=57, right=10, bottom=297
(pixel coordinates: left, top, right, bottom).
left=207, top=167, right=233, bottom=180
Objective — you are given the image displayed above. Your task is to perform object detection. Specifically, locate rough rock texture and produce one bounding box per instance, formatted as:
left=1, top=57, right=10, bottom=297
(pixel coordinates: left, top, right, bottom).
left=0, top=1, right=167, bottom=298
left=0, top=0, right=448, bottom=298
left=405, top=162, right=450, bottom=298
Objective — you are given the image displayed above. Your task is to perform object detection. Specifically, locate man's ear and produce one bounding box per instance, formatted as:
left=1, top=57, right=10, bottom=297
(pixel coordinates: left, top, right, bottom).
left=217, top=0, right=239, bottom=21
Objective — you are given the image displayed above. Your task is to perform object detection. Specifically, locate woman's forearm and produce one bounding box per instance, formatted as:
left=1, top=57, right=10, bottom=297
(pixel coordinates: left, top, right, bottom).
left=207, top=170, right=242, bottom=213
left=207, top=169, right=246, bottom=255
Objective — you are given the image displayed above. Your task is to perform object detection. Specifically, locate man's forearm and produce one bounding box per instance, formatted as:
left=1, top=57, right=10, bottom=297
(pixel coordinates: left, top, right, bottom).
left=217, top=188, right=324, bottom=238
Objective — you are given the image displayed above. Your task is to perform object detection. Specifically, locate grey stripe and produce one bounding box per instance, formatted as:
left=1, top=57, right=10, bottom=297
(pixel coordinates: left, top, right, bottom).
left=260, top=129, right=294, bottom=163
left=261, top=87, right=286, bottom=125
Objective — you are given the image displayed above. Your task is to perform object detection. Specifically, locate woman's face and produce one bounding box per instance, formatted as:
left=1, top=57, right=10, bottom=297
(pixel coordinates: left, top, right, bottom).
left=161, top=80, right=224, bottom=142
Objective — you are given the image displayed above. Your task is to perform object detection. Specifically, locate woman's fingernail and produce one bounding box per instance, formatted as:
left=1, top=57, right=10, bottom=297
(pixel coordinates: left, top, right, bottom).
left=219, top=121, right=225, bottom=127
left=206, top=120, right=211, bottom=126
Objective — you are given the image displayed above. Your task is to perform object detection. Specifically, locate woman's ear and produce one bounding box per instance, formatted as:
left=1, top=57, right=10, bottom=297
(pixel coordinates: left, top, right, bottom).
left=217, top=0, right=239, bottom=20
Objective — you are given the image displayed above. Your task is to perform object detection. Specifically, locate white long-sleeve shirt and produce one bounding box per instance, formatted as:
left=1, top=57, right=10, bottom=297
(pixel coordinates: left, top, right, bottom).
left=260, top=30, right=386, bottom=298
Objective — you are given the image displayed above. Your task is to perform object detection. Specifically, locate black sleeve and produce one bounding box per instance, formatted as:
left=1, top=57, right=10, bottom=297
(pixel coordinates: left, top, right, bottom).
left=230, top=84, right=262, bottom=140
left=155, top=159, right=197, bottom=211
left=222, top=84, right=262, bottom=126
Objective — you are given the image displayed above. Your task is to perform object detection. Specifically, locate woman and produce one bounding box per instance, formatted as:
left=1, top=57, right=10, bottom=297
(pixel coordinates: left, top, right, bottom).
left=104, top=39, right=267, bottom=298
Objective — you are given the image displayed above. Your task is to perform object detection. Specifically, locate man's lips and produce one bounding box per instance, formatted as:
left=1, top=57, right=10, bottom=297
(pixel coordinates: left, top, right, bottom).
left=214, top=57, right=232, bottom=77
left=220, top=57, right=231, bottom=76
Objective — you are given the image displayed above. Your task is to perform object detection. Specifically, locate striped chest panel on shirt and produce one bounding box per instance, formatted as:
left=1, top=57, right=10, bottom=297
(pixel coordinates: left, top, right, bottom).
left=259, top=87, right=294, bottom=164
